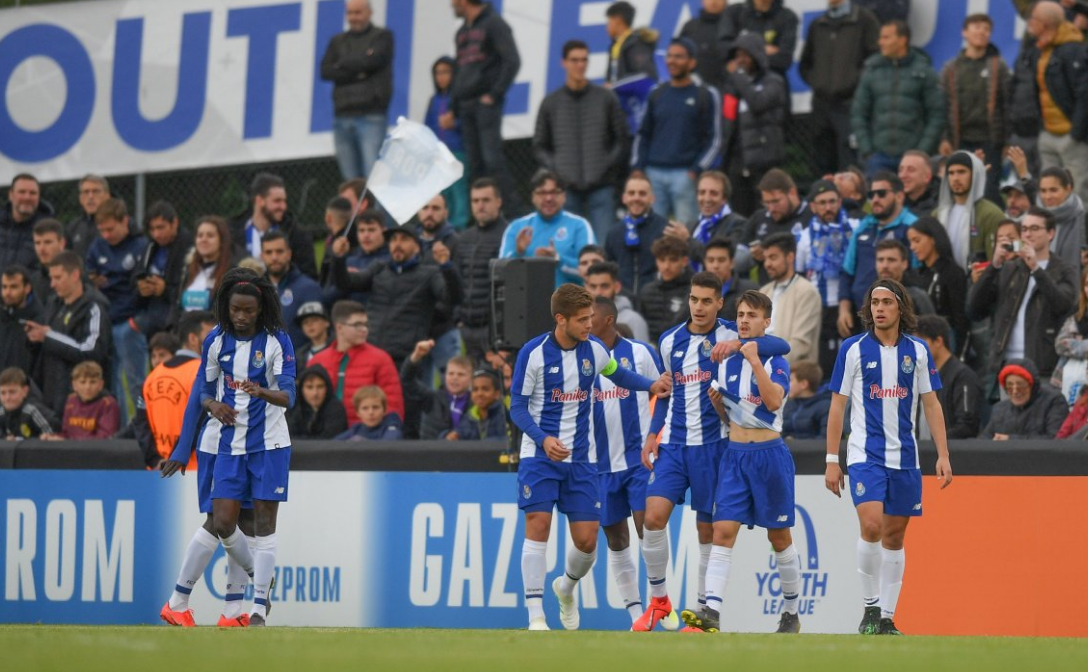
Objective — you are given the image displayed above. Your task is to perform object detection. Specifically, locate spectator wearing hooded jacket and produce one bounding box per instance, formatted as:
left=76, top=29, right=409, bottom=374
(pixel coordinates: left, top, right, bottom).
left=720, top=32, right=787, bottom=222
left=932, top=151, right=1003, bottom=270
left=336, top=385, right=403, bottom=441
left=604, top=2, right=658, bottom=83
left=534, top=40, right=629, bottom=243
left=721, top=0, right=799, bottom=85
left=782, top=361, right=832, bottom=438
left=287, top=365, right=349, bottom=440
left=1, top=174, right=55, bottom=274
left=983, top=358, right=1068, bottom=439
left=400, top=341, right=472, bottom=440
left=938, top=14, right=1012, bottom=204
left=799, top=0, right=880, bottom=174
left=915, top=315, right=982, bottom=440
left=424, top=57, right=469, bottom=229
left=851, top=20, right=944, bottom=175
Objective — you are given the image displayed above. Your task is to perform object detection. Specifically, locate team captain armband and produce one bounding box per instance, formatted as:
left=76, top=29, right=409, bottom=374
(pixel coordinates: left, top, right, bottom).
left=601, top=358, right=619, bottom=376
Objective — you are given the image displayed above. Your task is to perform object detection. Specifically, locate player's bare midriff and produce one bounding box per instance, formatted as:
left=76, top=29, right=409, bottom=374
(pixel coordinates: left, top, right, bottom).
left=728, top=423, right=779, bottom=444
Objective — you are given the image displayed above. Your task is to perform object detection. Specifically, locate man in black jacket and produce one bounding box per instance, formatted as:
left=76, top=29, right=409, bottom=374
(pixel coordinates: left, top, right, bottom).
left=743, top=169, right=812, bottom=284
left=1026, top=2, right=1088, bottom=204
left=444, top=0, right=522, bottom=213
left=799, top=0, right=880, bottom=173
left=320, top=0, right=394, bottom=180
left=229, top=173, right=316, bottom=278
left=982, top=357, right=1068, bottom=440
left=24, top=252, right=111, bottom=415
left=968, top=206, right=1077, bottom=385
left=679, top=0, right=729, bottom=90
left=331, top=226, right=452, bottom=368
left=136, top=201, right=191, bottom=340
left=639, top=236, right=693, bottom=342
left=1, top=265, right=41, bottom=375
left=66, top=174, right=110, bottom=259
left=457, top=179, right=507, bottom=362
left=0, top=174, right=55, bottom=274
left=605, top=174, right=669, bottom=296
left=899, top=150, right=941, bottom=217
left=685, top=170, right=750, bottom=273
left=915, top=315, right=982, bottom=440
left=534, top=40, right=629, bottom=242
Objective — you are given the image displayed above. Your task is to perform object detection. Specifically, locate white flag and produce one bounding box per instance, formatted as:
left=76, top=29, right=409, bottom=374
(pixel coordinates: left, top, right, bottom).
left=367, top=117, right=465, bottom=225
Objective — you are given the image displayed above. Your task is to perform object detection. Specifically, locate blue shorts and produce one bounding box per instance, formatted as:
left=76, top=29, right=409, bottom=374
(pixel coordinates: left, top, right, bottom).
left=517, top=458, right=600, bottom=522
left=211, top=449, right=292, bottom=504
left=646, top=441, right=725, bottom=521
left=599, top=464, right=648, bottom=527
left=197, top=452, right=253, bottom=514
left=713, top=439, right=796, bottom=528
left=848, top=463, right=923, bottom=517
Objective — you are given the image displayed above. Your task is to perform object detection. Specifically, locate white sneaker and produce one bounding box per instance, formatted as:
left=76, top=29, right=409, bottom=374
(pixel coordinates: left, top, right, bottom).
left=528, top=617, right=550, bottom=631
left=552, top=576, right=580, bottom=630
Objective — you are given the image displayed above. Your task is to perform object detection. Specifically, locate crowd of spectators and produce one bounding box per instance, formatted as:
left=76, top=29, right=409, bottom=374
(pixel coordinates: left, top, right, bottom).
left=6, top=0, right=1088, bottom=449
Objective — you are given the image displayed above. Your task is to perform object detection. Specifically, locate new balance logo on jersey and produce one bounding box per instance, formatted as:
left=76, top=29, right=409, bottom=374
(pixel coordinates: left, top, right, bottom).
left=869, top=384, right=909, bottom=399
left=548, top=367, right=559, bottom=373
left=551, top=388, right=589, bottom=403
left=728, top=375, right=738, bottom=382
left=274, top=487, right=285, bottom=494
left=913, top=503, right=922, bottom=511
left=673, top=351, right=684, bottom=358
left=866, top=361, right=877, bottom=369
left=222, top=355, right=231, bottom=362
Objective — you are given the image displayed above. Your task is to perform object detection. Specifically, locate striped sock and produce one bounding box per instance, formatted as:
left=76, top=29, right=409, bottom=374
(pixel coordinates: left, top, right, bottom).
left=775, top=545, right=801, bottom=616
left=521, top=539, right=547, bottom=623
left=641, top=529, right=669, bottom=599
left=221, top=537, right=254, bottom=619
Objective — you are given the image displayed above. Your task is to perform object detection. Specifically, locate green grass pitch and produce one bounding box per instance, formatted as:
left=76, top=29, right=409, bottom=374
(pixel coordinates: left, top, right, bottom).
left=5, top=626, right=1088, bottom=672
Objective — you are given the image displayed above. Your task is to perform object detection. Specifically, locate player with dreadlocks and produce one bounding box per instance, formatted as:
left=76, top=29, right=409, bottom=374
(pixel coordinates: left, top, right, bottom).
left=161, top=267, right=297, bottom=627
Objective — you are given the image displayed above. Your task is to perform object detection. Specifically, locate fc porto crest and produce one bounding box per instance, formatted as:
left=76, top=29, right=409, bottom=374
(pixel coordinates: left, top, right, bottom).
left=855, top=480, right=866, bottom=497
left=253, top=350, right=265, bottom=369
left=901, top=355, right=914, bottom=374
left=620, top=357, right=631, bottom=370
left=522, top=484, right=532, bottom=500
left=700, top=339, right=712, bottom=358
left=281, top=289, right=294, bottom=306
left=581, top=358, right=592, bottom=376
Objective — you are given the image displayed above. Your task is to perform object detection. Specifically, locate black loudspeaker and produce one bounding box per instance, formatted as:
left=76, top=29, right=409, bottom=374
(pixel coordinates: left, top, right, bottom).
left=490, top=258, right=558, bottom=350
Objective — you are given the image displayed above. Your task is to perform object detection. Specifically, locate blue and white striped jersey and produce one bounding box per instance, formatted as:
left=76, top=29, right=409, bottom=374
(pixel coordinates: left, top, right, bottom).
left=830, top=332, right=941, bottom=469
left=717, top=353, right=791, bottom=433
left=511, top=333, right=613, bottom=462
left=655, top=319, right=738, bottom=446
left=196, top=327, right=296, bottom=456
left=592, top=337, right=663, bottom=473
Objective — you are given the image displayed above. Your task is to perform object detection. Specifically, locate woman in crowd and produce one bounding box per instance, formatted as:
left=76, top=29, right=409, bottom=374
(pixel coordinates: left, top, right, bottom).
left=180, top=216, right=233, bottom=312
left=1036, top=166, right=1085, bottom=272
left=907, top=216, right=968, bottom=353
left=1051, top=266, right=1088, bottom=407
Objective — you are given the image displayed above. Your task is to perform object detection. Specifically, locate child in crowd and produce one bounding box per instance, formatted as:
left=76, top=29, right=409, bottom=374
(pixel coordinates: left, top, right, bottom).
left=424, top=56, right=468, bottom=229
left=0, top=367, right=59, bottom=440
left=295, top=302, right=333, bottom=367
left=445, top=368, right=507, bottom=441
left=149, top=332, right=180, bottom=370
left=61, top=361, right=120, bottom=439
left=639, top=236, right=693, bottom=341
left=400, top=339, right=473, bottom=439
left=287, top=365, right=348, bottom=440
left=336, top=386, right=403, bottom=441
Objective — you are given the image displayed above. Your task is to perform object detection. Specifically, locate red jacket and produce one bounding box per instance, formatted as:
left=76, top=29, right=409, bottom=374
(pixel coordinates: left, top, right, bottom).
left=1056, top=399, right=1088, bottom=439
left=309, top=341, right=404, bottom=424
left=61, top=392, right=120, bottom=439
